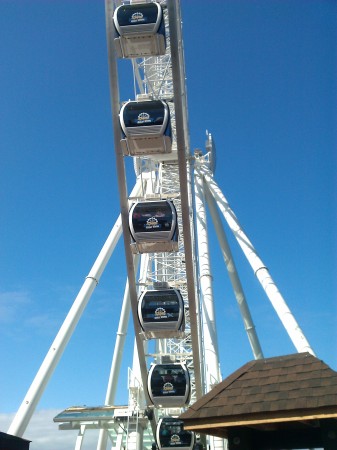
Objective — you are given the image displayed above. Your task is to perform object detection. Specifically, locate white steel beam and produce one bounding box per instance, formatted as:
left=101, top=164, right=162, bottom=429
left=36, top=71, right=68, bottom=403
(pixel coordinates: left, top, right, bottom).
left=201, top=171, right=264, bottom=360
left=194, top=169, right=221, bottom=389
left=167, top=0, right=203, bottom=399
left=7, top=207, right=128, bottom=437
left=202, top=168, right=315, bottom=356
left=105, top=0, right=150, bottom=406
left=75, top=425, right=86, bottom=450
left=96, top=255, right=141, bottom=450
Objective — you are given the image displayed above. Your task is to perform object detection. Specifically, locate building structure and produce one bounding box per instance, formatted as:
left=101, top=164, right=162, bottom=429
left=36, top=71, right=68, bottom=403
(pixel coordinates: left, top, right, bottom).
left=180, top=353, right=337, bottom=450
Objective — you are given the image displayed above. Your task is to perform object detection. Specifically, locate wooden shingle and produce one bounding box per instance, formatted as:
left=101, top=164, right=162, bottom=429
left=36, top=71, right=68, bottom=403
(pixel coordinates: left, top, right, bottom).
left=180, top=352, right=337, bottom=443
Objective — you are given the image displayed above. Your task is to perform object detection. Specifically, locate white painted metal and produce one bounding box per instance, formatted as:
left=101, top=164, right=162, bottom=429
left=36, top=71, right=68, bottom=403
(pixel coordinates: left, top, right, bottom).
left=7, top=177, right=140, bottom=438
left=130, top=254, right=150, bottom=410
left=167, top=0, right=203, bottom=399
left=75, top=425, right=86, bottom=450
left=8, top=2, right=316, bottom=449
left=96, top=255, right=141, bottom=450
left=201, top=170, right=264, bottom=360
left=115, top=429, right=124, bottom=450
left=110, top=0, right=203, bottom=415
left=194, top=169, right=221, bottom=389
left=195, top=170, right=226, bottom=450
left=105, top=0, right=151, bottom=402
left=128, top=427, right=145, bottom=450
left=202, top=167, right=315, bottom=356
left=125, top=10, right=197, bottom=413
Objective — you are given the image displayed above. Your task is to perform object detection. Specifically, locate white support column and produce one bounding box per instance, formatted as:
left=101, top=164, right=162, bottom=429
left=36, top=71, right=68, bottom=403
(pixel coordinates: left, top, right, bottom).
left=74, top=425, right=86, bottom=450
left=202, top=169, right=315, bottom=355
left=7, top=221, right=121, bottom=437
left=203, top=176, right=264, bottom=360
left=8, top=180, right=142, bottom=438
left=115, top=428, right=124, bottom=450
left=96, top=255, right=141, bottom=450
left=130, top=253, right=149, bottom=408
left=167, top=0, right=203, bottom=399
left=127, top=427, right=144, bottom=450
left=194, top=170, right=221, bottom=389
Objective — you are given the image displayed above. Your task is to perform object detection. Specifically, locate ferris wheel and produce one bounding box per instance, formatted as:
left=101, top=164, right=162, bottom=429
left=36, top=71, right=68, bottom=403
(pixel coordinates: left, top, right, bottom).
left=7, top=1, right=314, bottom=449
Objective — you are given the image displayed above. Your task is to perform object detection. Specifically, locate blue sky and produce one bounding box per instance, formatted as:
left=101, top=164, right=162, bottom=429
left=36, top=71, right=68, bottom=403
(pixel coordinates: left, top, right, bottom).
left=1, top=0, right=336, bottom=448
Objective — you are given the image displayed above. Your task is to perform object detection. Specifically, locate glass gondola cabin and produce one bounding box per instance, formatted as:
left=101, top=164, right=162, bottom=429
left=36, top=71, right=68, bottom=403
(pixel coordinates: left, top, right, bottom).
left=156, top=417, right=195, bottom=450
left=129, top=200, right=179, bottom=254
left=113, top=3, right=166, bottom=58
left=120, top=100, right=172, bottom=156
left=148, top=363, right=190, bottom=408
left=138, top=288, right=185, bottom=337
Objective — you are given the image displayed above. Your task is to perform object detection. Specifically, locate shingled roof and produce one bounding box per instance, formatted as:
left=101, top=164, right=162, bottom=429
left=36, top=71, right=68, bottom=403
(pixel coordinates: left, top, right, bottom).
left=180, top=352, right=337, bottom=446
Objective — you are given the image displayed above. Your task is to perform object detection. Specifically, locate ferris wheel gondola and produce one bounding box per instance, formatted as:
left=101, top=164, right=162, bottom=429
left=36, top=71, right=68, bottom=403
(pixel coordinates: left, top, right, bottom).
left=138, top=288, right=185, bottom=337
left=129, top=200, right=179, bottom=254
left=120, top=99, right=172, bottom=156
left=113, top=2, right=166, bottom=58
left=156, top=417, right=195, bottom=450
left=147, top=363, right=191, bottom=408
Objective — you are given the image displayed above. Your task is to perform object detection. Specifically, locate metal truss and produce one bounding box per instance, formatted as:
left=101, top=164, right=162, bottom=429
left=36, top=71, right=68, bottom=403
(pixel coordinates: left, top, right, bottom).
left=7, top=2, right=315, bottom=450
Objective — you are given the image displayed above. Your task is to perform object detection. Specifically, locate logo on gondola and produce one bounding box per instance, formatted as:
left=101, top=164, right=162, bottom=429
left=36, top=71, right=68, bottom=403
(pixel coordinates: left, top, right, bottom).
left=171, top=435, right=181, bottom=444
left=154, top=307, right=167, bottom=319
left=137, top=112, right=151, bottom=124
left=130, top=12, right=145, bottom=23
left=163, top=382, right=174, bottom=392
left=145, top=217, right=160, bottom=229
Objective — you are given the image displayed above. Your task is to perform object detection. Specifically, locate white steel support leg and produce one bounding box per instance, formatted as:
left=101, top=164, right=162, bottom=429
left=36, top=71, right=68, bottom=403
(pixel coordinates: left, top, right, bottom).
left=130, top=254, right=149, bottom=405
left=203, top=176, right=264, bottom=360
left=194, top=171, right=221, bottom=389
left=7, top=219, right=122, bottom=437
left=75, top=425, right=86, bottom=450
left=195, top=171, right=225, bottom=450
left=105, top=0, right=152, bottom=401
left=96, top=255, right=140, bottom=450
left=202, top=168, right=315, bottom=355
left=8, top=180, right=142, bottom=438
left=127, top=427, right=144, bottom=450
left=167, top=0, right=203, bottom=399
left=115, top=428, right=124, bottom=450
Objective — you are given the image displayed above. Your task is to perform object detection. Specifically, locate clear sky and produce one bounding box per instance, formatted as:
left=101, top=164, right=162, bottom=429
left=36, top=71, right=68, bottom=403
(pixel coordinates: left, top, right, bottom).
left=1, top=1, right=336, bottom=449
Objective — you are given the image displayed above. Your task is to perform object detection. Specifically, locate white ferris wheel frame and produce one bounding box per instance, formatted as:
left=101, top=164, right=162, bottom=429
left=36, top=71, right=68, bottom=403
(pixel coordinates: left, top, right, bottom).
left=7, top=1, right=314, bottom=449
